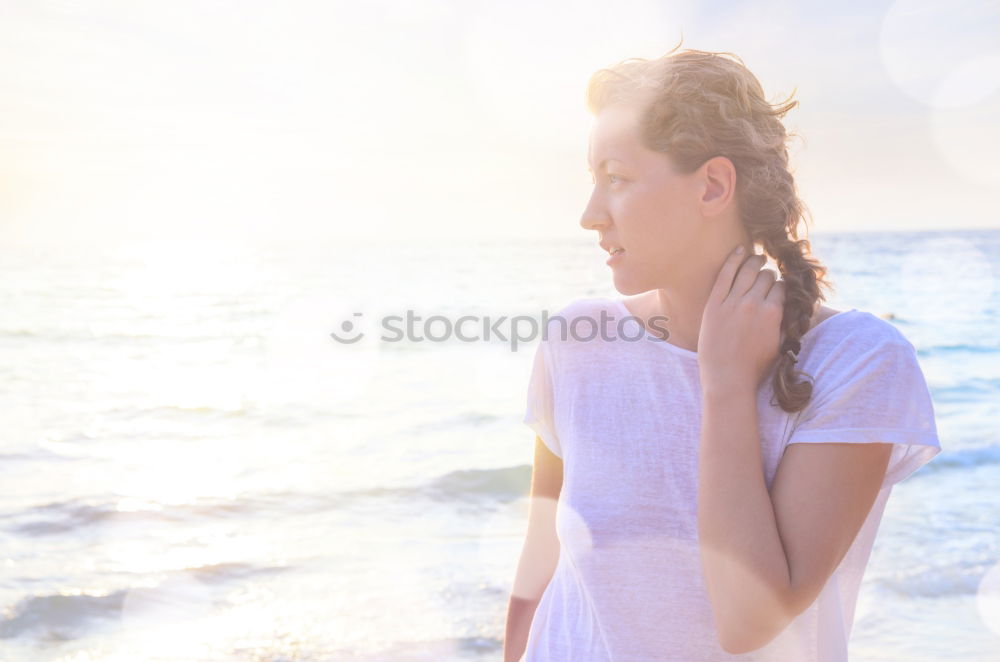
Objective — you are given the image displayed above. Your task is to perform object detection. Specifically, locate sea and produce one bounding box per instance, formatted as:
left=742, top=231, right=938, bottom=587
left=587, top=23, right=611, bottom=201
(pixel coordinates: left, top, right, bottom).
left=1, top=228, right=998, bottom=661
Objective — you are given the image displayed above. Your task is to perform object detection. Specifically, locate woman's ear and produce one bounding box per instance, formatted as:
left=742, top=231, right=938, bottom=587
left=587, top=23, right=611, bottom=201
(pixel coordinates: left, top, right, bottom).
left=699, top=156, right=737, bottom=216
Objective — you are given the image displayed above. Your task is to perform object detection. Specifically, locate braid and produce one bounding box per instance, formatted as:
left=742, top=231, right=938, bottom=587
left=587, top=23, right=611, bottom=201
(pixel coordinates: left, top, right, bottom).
left=758, top=229, right=834, bottom=412
left=742, top=156, right=835, bottom=413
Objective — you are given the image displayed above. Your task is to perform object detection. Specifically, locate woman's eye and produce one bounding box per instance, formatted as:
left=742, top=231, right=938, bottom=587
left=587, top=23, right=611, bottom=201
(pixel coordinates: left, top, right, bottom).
left=587, top=172, right=621, bottom=186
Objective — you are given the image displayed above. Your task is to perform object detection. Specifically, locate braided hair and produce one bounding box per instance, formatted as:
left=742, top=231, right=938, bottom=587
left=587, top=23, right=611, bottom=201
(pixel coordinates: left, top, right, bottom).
left=586, top=40, right=835, bottom=413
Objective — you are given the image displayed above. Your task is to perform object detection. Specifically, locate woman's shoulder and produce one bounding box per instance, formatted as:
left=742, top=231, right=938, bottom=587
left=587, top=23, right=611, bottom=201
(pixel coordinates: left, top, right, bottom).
left=541, top=297, right=616, bottom=327
left=537, top=296, right=619, bottom=346
left=546, top=296, right=615, bottom=317
left=803, top=305, right=916, bottom=360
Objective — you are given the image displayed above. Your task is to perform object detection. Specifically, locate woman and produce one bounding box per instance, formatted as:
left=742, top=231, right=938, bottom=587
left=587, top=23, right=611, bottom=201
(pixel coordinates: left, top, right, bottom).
left=503, top=45, right=942, bottom=661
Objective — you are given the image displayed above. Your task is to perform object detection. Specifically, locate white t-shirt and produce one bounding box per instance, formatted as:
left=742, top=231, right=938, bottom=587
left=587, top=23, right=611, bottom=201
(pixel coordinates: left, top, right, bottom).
left=521, top=296, right=942, bottom=662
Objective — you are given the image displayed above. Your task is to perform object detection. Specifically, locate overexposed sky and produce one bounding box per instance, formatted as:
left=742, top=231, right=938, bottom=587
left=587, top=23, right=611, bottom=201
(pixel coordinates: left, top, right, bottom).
left=1, top=0, right=998, bottom=244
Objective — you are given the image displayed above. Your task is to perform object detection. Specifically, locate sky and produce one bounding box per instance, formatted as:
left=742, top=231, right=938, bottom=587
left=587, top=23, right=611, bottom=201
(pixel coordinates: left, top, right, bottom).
left=0, top=0, right=998, bottom=244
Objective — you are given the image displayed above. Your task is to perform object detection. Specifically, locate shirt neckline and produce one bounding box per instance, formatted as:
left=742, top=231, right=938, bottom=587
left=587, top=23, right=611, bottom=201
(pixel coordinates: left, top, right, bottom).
left=612, top=298, right=859, bottom=360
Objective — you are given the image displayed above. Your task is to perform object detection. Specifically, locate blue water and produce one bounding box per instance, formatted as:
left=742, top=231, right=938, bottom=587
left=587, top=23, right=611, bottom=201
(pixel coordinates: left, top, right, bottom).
left=0, top=229, right=998, bottom=661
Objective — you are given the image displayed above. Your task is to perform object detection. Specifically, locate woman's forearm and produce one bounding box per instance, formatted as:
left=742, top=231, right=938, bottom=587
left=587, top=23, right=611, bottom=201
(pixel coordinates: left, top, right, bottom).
left=504, top=491, right=559, bottom=660
left=503, top=594, right=540, bottom=662
left=697, top=384, right=795, bottom=653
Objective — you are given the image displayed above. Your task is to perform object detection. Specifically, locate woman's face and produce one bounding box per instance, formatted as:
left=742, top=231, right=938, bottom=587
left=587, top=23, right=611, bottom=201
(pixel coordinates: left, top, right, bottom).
left=580, top=102, right=709, bottom=295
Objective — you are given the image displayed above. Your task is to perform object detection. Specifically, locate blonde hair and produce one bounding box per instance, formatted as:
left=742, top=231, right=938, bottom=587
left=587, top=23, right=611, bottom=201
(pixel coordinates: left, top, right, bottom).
left=586, top=40, right=835, bottom=413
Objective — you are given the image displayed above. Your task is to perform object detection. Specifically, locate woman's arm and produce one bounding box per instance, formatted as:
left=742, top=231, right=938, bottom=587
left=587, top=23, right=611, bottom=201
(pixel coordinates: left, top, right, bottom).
left=503, top=435, right=563, bottom=662
left=696, top=246, right=892, bottom=654
left=697, top=384, right=891, bottom=654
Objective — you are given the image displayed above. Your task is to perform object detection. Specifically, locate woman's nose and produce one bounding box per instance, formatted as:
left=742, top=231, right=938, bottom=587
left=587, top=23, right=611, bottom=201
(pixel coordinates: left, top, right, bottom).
left=579, top=189, right=610, bottom=231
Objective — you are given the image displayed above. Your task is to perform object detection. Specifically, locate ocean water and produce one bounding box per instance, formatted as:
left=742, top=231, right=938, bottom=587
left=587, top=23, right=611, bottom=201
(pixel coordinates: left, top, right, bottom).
left=1, top=229, right=998, bottom=661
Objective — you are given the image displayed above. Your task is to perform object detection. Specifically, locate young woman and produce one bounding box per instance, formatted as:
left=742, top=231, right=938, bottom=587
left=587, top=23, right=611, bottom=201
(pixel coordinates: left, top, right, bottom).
left=503, top=46, right=942, bottom=662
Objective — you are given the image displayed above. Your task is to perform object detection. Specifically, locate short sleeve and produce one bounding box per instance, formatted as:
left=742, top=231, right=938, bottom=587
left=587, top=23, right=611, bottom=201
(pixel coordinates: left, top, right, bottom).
left=523, top=338, right=562, bottom=459
left=786, top=337, right=942, bottom=489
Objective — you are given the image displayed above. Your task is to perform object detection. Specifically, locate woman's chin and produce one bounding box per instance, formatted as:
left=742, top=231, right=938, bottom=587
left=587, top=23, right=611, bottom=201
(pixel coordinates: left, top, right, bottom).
left=612, top=276, right=649, bottom=297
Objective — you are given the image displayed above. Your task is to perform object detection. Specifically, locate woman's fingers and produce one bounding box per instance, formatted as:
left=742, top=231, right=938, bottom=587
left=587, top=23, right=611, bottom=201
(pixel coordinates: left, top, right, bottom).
left=748, top=268, right=778, bottom=301
left=710, top=244, right=749, bottom=305
left=764, top=278, right=786, bottom=307
left=726, top=254, right=767, bottom=304
left=711, top=247, right=780, bottom=308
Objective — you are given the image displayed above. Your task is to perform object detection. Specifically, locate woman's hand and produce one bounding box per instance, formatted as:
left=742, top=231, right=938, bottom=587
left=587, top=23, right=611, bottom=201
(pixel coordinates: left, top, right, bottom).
left=698, top=245, right=786, bottom=394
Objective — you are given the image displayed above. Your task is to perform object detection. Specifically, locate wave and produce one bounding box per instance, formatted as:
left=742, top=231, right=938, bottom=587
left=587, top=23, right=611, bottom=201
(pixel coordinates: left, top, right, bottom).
left=932, top=377, right=1000, bottom=402
left=0, top=561, right=289, bottom=641
left=2, top=495, right=274, bottom=536
left=184, top=560, right=289, bottom=584
left=875, top=561, right=992, bottom=598
left=359, top=635, right=500, bottom=661
left=0, top=589, right=127, bottom=640
left=422, top=465, right=530, bottom=502
left=920, top=444, right=1000, bottom=472
left=2, top=465, right=534, bottom=537
left=333, top=465, right=532, bottom=508
left=407, top=412, right=502, bottom=434
left=0, top=448, right=81, bottom=464
left=918, top=343, right=1000, bottom=356
left=0, top=329, right=42, bottom=340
